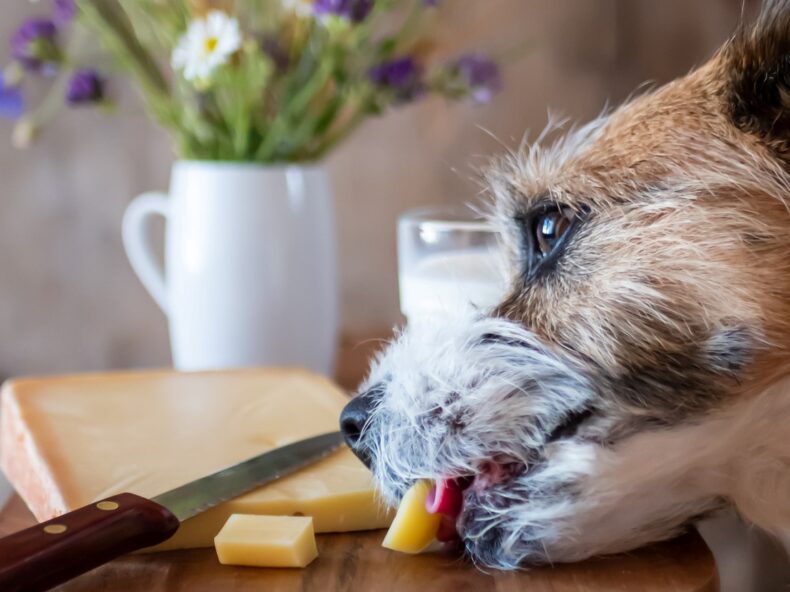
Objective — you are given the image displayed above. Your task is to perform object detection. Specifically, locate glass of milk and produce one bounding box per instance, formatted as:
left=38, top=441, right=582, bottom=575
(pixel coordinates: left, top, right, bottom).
left=398, top=206, right=507, bottom=323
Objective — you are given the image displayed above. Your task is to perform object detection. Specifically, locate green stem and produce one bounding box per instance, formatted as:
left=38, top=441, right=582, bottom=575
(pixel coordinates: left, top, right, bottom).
left=14, top=25, right=92, bottom=144
left=312, top=98, right=370, bottom=159
left=78, top=0, right=173, bottom=124
left=492, top=38, right=533, bottom=63
left=393, top=0, right=426, bottom=54
left=255, top=56, right=335, bottom=161
left=282, top=92, right=342, bottom=160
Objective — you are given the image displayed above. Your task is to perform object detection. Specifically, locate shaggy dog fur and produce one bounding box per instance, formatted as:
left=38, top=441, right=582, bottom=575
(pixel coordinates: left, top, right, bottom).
left=342, top=0, right=790, bottom=569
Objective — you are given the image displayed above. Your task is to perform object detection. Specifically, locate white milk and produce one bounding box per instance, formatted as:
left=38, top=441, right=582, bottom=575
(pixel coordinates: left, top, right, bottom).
left=399, top=248, right=506, bottom=322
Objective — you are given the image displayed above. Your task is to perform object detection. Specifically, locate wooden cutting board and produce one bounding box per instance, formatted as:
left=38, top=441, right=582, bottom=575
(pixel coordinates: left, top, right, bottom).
left=0, top=495, right=717, bottom=592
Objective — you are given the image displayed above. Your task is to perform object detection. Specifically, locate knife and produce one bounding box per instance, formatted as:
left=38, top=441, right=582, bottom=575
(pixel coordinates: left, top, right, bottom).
left=0, top=431, right=344, bottom=592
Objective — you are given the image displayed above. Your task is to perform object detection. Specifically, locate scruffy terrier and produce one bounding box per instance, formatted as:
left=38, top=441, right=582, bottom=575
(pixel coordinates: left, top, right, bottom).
left=341, top=0, right=790, bottom=569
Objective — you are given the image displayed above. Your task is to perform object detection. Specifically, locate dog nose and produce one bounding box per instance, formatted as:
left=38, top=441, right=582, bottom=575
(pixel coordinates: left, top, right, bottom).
left=340, top=387, right=379, bottom=467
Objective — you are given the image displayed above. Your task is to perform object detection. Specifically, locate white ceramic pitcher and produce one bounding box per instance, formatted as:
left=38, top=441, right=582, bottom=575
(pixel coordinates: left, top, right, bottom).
left=122, top=161, right=338, bottom=375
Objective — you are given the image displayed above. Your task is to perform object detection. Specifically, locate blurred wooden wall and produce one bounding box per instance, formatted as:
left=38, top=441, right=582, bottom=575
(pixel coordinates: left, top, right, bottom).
left=0, top=0, right=756, bottom=375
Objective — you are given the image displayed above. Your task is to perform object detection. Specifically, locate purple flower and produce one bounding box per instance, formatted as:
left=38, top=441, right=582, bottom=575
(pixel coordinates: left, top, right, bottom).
left=314, top=0, right=373, bottom=23
left=423, top=0, right=439, bottom=5
left=11, top=18, right=59, bottom=73
left=54, top=0, right=77, bottom=24
left=66, top=69, right=105, bottom=105
left=0, top=75, right=24, bottom=120
left=451, top=53, right=501, bottom=103
left=369, top=57, right=424, bottom=103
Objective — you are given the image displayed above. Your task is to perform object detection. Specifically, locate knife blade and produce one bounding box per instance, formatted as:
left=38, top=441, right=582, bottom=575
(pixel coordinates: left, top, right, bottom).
left=0, top=431, right=345, bottom=592
left=154, top=431, right=344, bottom=522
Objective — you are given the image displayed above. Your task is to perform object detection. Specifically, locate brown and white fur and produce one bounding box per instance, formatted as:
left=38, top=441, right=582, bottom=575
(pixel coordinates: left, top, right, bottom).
left=341, top=0, right=790, bottom=571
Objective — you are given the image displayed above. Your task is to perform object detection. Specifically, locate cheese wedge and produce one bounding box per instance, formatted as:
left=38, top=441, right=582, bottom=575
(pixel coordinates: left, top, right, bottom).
left=382, top=480, right=441, bottom=553
left=215, top=514, right=318, bottom=568
left=0, top=369, right=393, bottom=551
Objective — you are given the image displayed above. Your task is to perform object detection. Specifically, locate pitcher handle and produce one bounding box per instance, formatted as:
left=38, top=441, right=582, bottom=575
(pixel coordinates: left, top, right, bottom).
left=122, top=192, right=170, bottom=313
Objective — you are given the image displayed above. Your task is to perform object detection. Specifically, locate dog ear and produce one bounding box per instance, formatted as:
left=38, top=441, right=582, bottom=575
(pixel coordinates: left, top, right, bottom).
left=724, top=0, right=790, bottom=158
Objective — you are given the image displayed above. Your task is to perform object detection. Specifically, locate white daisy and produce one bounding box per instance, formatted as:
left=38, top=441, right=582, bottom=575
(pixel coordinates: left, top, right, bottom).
left=172, top=11, right=242, bottom=84
left=281, top=0, right=316, bottom=18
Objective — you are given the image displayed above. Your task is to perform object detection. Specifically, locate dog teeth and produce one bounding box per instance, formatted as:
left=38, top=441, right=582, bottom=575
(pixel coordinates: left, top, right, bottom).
left=426, top=477, right=475, bottom=545
left=425, top=478, right=467, bottom=516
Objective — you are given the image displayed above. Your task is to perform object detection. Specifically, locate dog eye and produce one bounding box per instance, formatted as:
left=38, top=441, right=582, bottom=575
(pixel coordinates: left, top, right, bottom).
left=534, top=208, right=574, bottom=257
left=517, top=204, right=583, bottom=279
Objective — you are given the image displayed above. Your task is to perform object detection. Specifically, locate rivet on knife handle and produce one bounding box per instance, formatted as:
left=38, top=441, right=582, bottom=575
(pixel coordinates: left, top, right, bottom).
left=0, top=493, right=179, bottom=592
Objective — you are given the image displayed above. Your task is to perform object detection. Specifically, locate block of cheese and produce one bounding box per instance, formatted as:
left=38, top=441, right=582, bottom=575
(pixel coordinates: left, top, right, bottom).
left=0, top=369, right=392, bottom=551
left=214, top=514, right=318, bottom=568
left=382, top=480, right=440, bottom=554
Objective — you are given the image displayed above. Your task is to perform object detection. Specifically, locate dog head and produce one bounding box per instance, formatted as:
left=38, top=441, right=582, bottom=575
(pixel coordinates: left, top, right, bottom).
left=342, top=1, right=790, bottom=568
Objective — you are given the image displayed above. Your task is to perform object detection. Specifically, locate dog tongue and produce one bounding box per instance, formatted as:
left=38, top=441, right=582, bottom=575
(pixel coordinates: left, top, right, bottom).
left=425, top=478, right=466, bottom=543
left=435, top=515, right=460, bottom=543
left=423, top=466, right=522, bottom=546
left=425, top=478, right=465, bottom=517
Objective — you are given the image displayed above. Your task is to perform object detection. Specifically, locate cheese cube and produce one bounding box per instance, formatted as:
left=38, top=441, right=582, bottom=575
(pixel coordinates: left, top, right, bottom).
left=215, top=514, right=318, bottom=568
left=382, top=480, right=441, bottom=554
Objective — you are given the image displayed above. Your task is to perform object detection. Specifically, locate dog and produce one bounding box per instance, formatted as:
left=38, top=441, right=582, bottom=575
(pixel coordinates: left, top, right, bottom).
left=341, top=0, right=790, bottom=570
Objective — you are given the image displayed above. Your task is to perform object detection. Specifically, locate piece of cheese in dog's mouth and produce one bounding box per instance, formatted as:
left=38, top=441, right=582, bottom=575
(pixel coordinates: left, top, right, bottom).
left=382, top=480, right=442, bottom=553
left=0, top=369, right=393, bottom=551
left=383, top=477, right=476, bottom=553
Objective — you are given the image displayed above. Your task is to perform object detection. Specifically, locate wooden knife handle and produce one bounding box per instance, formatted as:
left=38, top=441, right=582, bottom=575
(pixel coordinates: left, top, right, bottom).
left=0, top=492, right=179, bottom=592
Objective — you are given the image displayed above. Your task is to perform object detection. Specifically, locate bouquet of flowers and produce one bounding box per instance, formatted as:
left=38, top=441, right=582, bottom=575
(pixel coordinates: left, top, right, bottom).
left=1, top=0, right=504, bottom=162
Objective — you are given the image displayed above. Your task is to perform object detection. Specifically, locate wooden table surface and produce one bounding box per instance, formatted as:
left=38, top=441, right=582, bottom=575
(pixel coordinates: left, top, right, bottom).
left=0, top=495, right=718, bottom=592
left=0, top=334, right=720, bottom=591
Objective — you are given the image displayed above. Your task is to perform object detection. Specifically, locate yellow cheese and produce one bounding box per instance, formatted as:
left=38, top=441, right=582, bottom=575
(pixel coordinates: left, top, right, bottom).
left=214, top=514, right=318, bottom=568
left=382, top=480, right=441, bottom=554
left=0, top=369, right=393, bottom=551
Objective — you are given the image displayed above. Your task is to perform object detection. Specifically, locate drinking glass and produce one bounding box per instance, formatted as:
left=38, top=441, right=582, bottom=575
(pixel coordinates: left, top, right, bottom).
left=397, top=205, right=507, bottom=323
